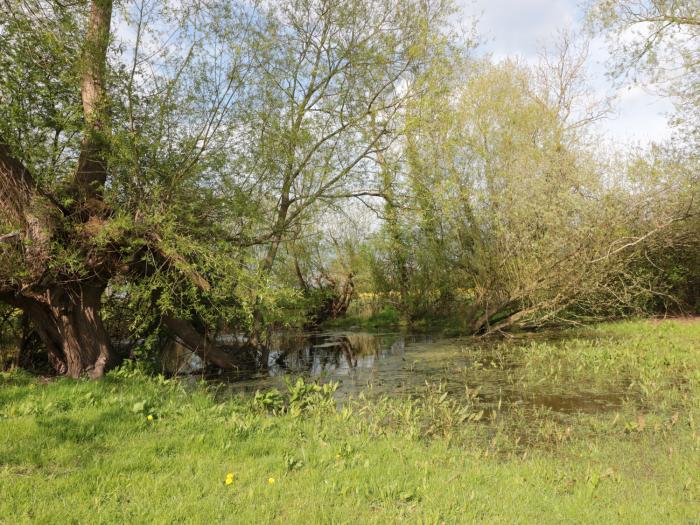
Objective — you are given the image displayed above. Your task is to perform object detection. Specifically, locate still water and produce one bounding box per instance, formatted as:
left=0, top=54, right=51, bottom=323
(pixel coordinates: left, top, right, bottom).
left=164, top=330, right=628, bottom=415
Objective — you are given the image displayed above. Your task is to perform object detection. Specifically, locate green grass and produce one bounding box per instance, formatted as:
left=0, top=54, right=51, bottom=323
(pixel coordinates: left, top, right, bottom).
left=1, top=320, right=699, bottom=524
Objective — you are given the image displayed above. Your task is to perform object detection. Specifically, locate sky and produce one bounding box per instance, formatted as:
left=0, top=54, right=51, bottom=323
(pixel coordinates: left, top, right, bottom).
left=457, top=0, right=676, bottom=145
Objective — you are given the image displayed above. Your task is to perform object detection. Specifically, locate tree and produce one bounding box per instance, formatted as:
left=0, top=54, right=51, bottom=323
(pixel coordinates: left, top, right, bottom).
left=219, top=0, right=456, bottom=343
left=368, top=34, right=693, bottom=332
left=589, top=0, right=700, bottom=314
left=0, top=0, right=455, bottom=377
left=588, top=0, right=700, bottom=145
left=0, top=0, right=263, bottom=377
left=1, top=1, right=120, bottom=377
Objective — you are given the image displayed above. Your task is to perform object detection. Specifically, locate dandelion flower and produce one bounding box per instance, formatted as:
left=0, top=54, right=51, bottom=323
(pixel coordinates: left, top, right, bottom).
left=268, top=477, right=275, bottom=485
left=146, top=415, right=154, bottom=422
left=225, top=473, right=234, bottom=485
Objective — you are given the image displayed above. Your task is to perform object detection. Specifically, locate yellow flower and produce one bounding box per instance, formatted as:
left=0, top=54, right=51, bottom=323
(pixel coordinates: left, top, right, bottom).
left=267, top=477, right=275, bottom=485
left=146, top=415, right=154, bottom=422
left=225, top=473, right=234, bottom=485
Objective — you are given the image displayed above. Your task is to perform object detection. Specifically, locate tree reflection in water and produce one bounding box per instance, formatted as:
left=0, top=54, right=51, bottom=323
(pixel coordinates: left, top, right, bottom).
left=270, top=332, right=395, bottom=376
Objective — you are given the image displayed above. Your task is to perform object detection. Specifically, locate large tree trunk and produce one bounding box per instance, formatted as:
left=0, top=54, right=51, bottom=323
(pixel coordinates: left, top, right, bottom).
left=11, top=283, right=117, bottom=378
left=0, top=0, right=118, bottom=379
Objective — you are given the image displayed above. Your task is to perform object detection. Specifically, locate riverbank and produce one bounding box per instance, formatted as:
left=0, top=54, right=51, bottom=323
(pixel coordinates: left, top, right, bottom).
left=1, top=320, right=699, bottom=523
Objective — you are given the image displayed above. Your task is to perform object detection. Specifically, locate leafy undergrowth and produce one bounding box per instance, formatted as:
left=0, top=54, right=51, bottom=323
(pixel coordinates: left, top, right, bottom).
left=1, top=320, right=699, bottom=524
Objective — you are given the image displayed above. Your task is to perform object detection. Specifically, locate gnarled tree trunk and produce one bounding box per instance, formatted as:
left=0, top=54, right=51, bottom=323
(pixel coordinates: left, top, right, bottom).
left=8, top=282, right=117, bottom=378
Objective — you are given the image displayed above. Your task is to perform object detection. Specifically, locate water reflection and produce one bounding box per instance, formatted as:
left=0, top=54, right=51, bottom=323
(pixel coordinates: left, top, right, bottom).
left=268, top=332, right=406, bottom=376
left=163, top=330, right=630, bottom=415
left=211, top=331, right=431, bottom=398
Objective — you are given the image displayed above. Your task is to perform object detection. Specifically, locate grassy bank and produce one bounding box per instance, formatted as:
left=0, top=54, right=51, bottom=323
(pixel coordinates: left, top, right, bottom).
left=1, top=320, right=699, bottom=524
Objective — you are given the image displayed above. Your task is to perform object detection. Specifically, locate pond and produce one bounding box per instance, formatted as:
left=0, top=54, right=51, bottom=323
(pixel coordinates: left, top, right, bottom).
left=164, top=329, right=631, bottom=415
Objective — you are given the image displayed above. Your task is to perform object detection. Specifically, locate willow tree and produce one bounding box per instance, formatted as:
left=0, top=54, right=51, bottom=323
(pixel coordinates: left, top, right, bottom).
left=370, top=35, right=689, bottom=332
left=221, top=0, right=456, bottom=343
left=0, top=1, right=121, bottom=377
left=0, top=0, right=259, bottom=377
left=589, top=0, right=700, bottom=312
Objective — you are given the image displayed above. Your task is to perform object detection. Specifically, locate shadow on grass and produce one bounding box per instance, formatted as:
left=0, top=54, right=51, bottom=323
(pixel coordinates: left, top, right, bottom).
left=1, top=405, right=134, bottom=467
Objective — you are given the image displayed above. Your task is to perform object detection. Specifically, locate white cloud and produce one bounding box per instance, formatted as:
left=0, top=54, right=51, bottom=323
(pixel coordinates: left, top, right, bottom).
left=457, top=0, right=674, bottom=145
left=605, top=86, right=674, bottom=145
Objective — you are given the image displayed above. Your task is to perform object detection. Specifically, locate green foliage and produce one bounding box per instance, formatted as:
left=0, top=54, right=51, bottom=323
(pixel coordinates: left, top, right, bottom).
left=365, top=47, right=699, bottom=331
left=253, top=378, right=338, bottom=415
left=286, top=377, right=338, bottom=414
left=369, top=306, right=402, bottom=326
left=0, top=2, right=84, bottom=181
left=253, top=388, right=285, bottom=414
